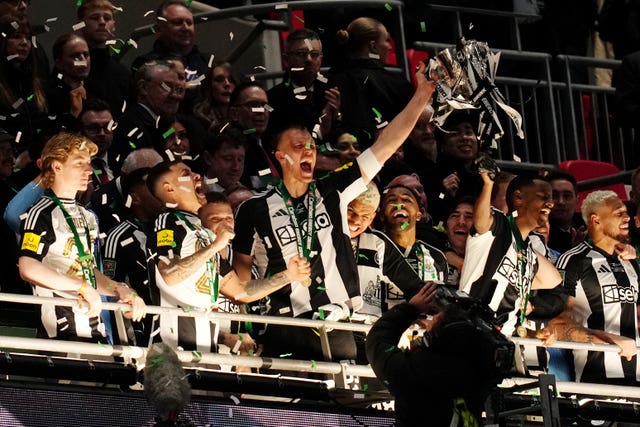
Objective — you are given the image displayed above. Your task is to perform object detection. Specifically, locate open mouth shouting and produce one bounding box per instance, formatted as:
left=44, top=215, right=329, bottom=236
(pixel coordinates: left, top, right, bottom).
left=300, top=160, right=313, bottom=175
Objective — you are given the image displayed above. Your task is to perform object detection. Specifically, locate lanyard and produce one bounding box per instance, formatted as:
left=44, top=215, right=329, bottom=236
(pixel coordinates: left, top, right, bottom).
left=48, top=191, right=97, bottom=289
left=173, top=211, right=219, bottom=305
left=279, top=181, right=317, bottom=260
left=507, top=214, right=530, bottom=327
left=416, top=243, right=438, bottom=281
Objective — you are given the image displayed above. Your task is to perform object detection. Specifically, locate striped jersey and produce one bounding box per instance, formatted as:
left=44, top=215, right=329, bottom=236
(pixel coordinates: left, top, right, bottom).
left=18, top=195, right=106, bottom=341
left=556, top=241, right=640, bottom=384
left=233, top=162, right=367, bottom=317
left=353, top=229, right=423, bottom=320
left=147, top=210, right=234, bottom=352
left=460, top=209, right=538, bottom=336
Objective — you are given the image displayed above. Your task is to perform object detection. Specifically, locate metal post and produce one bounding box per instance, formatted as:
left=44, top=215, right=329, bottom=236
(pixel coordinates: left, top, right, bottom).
left=538, top=374, right=561, bottom=427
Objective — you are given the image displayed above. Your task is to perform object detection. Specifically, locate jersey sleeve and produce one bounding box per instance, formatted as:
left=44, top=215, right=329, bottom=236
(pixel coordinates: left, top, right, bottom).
left=555, top=251, right=581, bottom=297
left=18, top=201, right=55, bottom=262
left=149, top=213, right=187, bottom=260
left=318, top=160, right=366, bottom=203
left=232, top=199, right=257, bottom=255
left=103, top=226, right=131, bottom=282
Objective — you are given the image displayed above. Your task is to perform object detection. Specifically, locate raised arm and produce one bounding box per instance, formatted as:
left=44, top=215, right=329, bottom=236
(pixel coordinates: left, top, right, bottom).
left=361, top=62, right=435, bottom=183
left=473, top=171, right=494, bottom=234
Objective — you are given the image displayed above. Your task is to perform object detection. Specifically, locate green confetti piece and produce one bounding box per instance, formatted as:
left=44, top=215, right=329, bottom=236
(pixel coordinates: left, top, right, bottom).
left=128, top=141, right=137, bottom=149
left=317, top=286, right=326, bottom=291
left=372, top=107, right=382, bottom=119
left=385, top=3, right=393, bottom=11
left=401, top=221, right=410, bottom=230
left=319, top=145, right=326, bottom=153
left=149, top=356, right=163, bottom=366
left=393, top=204, right=402, bottom=210
left=98, top=341, right=106, bottom=349
left=317, top=27, right=325, bottom=34
left=171, top=241, right=176, bottom=248
left=243, top=128, right=256, bottom=135
left=163, top=127, right=175, bottom=139
left=305, top=141, right=311, bottom=149
left=27, top=94, right=34, bottom=102
left=192, top=350, right=202, bottom=361
left=181, top=305, right=192, bottom=313
left=385, top=345, right=396, bottom=352
left=420, top=21, right=426, bottom=32
left=185, top=0, right=193, bottom=6
left=76, top=0, right=83, bottom=6
left=360, top=384, right=369, bottom=392
left=151, top=26, right=156, bottom=34
left=94, top=169, right=103, bottom=175
left=170, top=328, right=174, bottom=334
left=294, top=15, right=305, bottom=24
left=351, top=135, right=358, bottom=142
left=318, top=308, right=325, bottom=320
left=279, top=353, right=292, bottom=358
left=238, top=333, right=243, bottom=341
left=358, top=253, right=368, bottom=260
left=244, top=321, right=253, bottom=333
left=364, top=131, right=372, bottom=140
left=311, top=360, right=317, bottom=369
left=131, top=291, right=137, bottom=298
left=248, top=349, right=255, bottom=356
left=109, top=46, right=121, bottom=55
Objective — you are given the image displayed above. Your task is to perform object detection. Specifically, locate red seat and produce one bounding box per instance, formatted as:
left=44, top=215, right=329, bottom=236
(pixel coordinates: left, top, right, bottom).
left=558, top=160, right=628, bottom=209
left=406, top=49, right=429, bottom=88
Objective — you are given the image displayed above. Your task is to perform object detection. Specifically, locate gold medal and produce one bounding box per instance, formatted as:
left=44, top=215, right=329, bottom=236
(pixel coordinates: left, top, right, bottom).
left=516, top=325, right=527, bottom=338
left=301, top=277, right=312, bottom=288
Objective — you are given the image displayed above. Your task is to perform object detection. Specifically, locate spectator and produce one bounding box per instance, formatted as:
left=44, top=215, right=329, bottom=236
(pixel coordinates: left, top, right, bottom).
left=403, top=106, right=437, bottom=176
left=109, top=60, right=184, bottom=175
left=17, top=132, right=145, bottom=342
left=228, top=82, right=278, bottom=191
left=77, top=0, right=131, bottom=116
left=379, top=182, right=448, bottom=297
left=131, top=1, right=208, bottom=111
left=553, top=191, right=639, bottom=385
left=329, top=17, right=414, bottom=148
left=332, top=127, right=361, bottom=165
left=443, top=197, right=474, bottom=287
left=266, top=28, right=341, bottom=144
left=546, top=171, right=586, bottom=253
left=47, top=33, right=90, bottom=121
left=225, top=184, right=254, bottom=212
left=77, top=98, right=115, bottom=187
left=193, top=61, right=236, bottom=132
left=232, top=64, right=435, bottom=362
left=0, top=17, right=49, bottom=147
left=202, top=125, right=246, bottom=193
left=103, top=167, right=164, bottom=345
left=427, top=109, right=483, bottom=224
left=0, top=129, right=22, bottom=294
left=145, top=160, right=310, bottom=353
left=460, top=172, right=563, bottom=337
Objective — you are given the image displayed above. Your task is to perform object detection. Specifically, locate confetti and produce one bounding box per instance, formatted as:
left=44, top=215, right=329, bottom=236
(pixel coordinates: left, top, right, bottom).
left=311, top=360, right=317, bottom=369
left=205, top=177, right=218, bottom=185
left=112, top=6, right=123, bottom=12
left=354, top=393, right=365, bottom=399
left=19, top=213, right=28, bottom=221
left=284, top=154, right=294, bottom=165
left=144, top=10, right=155, bottom=17
left=242, top=128, right=256, bottom=135
left=120, top=237, right=134, bottom=247
left=368, top=53, right=380, bottom=60
left=109, top=46, right=121, bottom=55
left=11, top=98, right=23, bottom=109
left=208, top=54, right=215, bottom=68
left=157, top=17, right=167, bottom=22
left=279, top=353, right=292, bottom=358
left=385, top=3, right=393, bottom=11
left=304, top=38, right=312, bottom=50
left=265, top=104, right=274, bottom=112
left=57, top=73, right=63, bottom=80
left=192, top=350, right=202, bottom=361
left=376, top=121, right=389, bottom=129
left=185, top=0, right=193, bottom=6
left=229, top=32, right=234, bottom=41
left=278, top=306, right=290, bottom=314
left=253, top=65, right=266, bottom=71
left=126, top=39, right=138, bottom=49
left=127, top=127, right=139, bottom=137
left=31, top=36, right=37, bottom=48
left=177, top=176, right=191, bottom=182
left=317, top=286, right=326, bottom=291
left=401, top=221, right=409, bottom=230
left=165, top=202, right=178, bottom=208
left=73, top=60, right=88, bottom=67
left=72, top=22, right=86, bottom=31
left=162, top=127, right=175, bottom=139
left=230, top=395, right=240, bottom=405
left=438, top=192, right=445, bottom=199
left=420, top=21, right=427, bottom=32
left=46, top=17, right=59, bottom=23
left=6, top=54, right=19, bottom=61
left=121, top=100, right=127, bottom=113
left=275, top=3, right=288, bottom=9
left=258, top=168, right=271, bottom=176
left=513, top=154, right=521, bottom=162
left=385, top=345, right=396, bottom=352
left=318, top=309, right=325, bottom=320
left=128, top=141, right=137, bottom=149
left=15, top=131, right=21, bottom=143
left=178, top=185, right=192, bottom=193
left=293, top=86, right=306, bottom=94
left=10, top=21, right=19, bottom=29
left=316, top=73, right=328, bottom=84
left=124, top=194, right=132, bottom=208
left=112, top=214, right=121, bottom=222
left=101, top=194, right=107, bottom=205
left=107, top=120, right=116, bottom=131
left=294, top=15, right=305, bottom=24
left=251, top=107, right=265, bottom=113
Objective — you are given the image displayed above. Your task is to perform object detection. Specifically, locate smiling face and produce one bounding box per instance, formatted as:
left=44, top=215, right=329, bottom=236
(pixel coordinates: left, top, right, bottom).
left=595, top=197, right=630, bottom=244
left=381, top=186, right=422, bottom=233
left=164, top=162, right=206, bottom=212
left=347, top=199, right=377, bottom=238
left=156, top=4, right=194, bottom=54
left=517, top=180, right=554, bottom=229
left=275, top=128, right=317, bottom=184
left=445, top=202, right=473, bottom=254
left=440, top=121, right=478, bottom=163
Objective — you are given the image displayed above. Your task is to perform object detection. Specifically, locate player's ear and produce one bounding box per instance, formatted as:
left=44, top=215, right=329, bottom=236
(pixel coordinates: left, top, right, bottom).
left=590, top=213, right=599, bottom=225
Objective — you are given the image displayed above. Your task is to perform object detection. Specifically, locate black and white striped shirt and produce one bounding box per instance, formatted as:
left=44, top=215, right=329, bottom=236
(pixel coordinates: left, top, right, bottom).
left=233, top=162, right=368, bottom=317
left=353, top=229, right=423, bottom=320
left=557, top=241, right=640, bottom=384
left=460, top=209, right=538, bottom=337
left=19, top=195, right=106, bottom=341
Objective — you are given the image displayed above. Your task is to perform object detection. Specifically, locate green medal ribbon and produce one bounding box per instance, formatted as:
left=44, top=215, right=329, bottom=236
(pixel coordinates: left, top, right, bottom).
left=49, top=191, right=97, bottom=289
left=416, top=243, right=437, bottom=281
left=279, top=181, right=317, bottom=260
left=507, top=214, right=531, bottom=328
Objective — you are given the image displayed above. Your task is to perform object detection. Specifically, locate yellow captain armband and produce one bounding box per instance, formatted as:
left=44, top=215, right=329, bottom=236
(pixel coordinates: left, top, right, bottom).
left=21, top=232, right=41, bottom=252
left=156, top=229, right=174, bottom=247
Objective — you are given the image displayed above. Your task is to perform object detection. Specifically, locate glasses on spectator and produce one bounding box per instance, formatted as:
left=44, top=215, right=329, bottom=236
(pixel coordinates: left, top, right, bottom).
left=150, top=80, right=186, bottom=96
left=236, top=101, right=271, bottom=111
left=83, top=123, right=113, bottom=134
left=287, top=50, right=322, bottom=60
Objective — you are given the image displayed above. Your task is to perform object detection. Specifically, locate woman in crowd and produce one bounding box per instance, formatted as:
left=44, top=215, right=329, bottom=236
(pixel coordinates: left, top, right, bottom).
left=193, top=61, right=236, bottom=132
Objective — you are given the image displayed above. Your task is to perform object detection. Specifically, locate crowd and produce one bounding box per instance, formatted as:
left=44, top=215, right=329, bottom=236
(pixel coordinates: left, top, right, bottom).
left=0, top=0, right=639, bottom=425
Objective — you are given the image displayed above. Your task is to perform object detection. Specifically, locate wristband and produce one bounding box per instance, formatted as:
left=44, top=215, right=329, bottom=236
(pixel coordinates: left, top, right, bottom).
left=356, top=148, right=382, bottom=179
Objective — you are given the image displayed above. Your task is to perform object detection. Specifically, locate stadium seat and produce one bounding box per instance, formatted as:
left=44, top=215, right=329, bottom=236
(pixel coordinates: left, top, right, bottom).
left=558, top=160, right=628, bottom=209
left=406, top=49, right=429, bottom=88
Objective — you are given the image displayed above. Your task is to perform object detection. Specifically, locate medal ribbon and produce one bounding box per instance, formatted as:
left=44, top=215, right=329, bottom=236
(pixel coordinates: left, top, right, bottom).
left=173, top=211, right=219, bottom=305
left=279, top=181, right=317, bottom=260
left=49, top=191, right=97, bottom=289
left=416, top=243, right=437, bottom=281
left=507, top=214, right=530, bottom=328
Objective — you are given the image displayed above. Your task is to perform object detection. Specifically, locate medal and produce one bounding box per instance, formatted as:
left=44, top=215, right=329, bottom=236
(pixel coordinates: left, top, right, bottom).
left=301, top=277, right=312, bottom=287
left=516, top=325, right=527, bottom=338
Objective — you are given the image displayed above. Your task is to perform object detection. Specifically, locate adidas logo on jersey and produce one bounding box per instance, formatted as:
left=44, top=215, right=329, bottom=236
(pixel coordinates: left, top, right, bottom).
left=597, top=264, right=611, bottom=274
left=272, top=208, right=289, bottom=218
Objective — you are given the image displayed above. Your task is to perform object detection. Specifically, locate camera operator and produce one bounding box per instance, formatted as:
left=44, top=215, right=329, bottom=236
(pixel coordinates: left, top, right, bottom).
left=366, top=282, right=509, bottom=427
